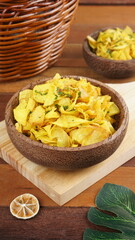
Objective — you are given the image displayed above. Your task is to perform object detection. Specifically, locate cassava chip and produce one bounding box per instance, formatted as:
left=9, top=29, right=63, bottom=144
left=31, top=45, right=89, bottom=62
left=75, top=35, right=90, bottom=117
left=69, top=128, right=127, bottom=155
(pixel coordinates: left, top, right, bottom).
left=87, top=26, right=135, bottom=60
left=13, top=74, right=120, bottom=147
left=53, top=115, right=90, bottom=128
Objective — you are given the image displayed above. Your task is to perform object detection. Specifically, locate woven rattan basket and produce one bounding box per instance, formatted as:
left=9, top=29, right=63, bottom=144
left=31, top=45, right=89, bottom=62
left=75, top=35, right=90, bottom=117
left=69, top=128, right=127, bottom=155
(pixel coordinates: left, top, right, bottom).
left=0, top=0, right=79, bottom=81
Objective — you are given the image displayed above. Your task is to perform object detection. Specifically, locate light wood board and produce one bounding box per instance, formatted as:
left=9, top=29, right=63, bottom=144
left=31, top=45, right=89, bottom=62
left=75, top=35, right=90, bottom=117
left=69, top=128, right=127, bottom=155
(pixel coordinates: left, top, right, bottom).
left=0, top=81, right=135, bottom=206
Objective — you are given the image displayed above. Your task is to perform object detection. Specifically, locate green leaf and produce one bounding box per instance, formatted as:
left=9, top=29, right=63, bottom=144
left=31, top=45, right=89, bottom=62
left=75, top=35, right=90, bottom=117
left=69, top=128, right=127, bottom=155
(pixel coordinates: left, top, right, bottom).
left=83, top=183, right=135, bottom=240
left=88, top=207, right=135, bottom=235
left=83, top=229, right=135, bottom=240
left=96, top=184, right=135, bottom=220
left=63, top=105, right=68, bottom=110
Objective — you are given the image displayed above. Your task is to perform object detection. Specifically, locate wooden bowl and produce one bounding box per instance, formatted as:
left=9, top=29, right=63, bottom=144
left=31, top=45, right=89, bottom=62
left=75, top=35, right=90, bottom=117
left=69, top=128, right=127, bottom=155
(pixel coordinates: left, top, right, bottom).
left=5, top=76, right=129, bottom=170
left=83, top=28, right=135, bottom=78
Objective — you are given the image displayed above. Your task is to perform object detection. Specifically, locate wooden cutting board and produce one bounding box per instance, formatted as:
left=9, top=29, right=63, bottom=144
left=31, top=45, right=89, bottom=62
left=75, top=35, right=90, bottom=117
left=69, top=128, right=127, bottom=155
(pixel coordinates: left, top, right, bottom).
left=0, top=81, right=135, bottom=206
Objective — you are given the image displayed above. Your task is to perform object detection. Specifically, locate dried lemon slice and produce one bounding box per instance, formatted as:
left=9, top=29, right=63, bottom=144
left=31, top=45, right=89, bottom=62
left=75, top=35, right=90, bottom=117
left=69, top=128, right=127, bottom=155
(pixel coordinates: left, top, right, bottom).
left=10, top=193, right=40, bottom=220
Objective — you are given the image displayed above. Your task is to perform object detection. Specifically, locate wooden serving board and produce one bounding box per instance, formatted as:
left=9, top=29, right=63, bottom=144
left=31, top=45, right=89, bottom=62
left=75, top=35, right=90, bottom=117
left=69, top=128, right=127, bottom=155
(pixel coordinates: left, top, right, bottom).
left=0, top=81, right=135, bottom=206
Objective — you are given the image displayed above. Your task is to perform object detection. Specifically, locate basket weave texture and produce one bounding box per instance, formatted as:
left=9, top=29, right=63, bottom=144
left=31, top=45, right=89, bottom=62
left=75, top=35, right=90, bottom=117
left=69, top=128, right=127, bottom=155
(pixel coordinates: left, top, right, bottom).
left=0, top=0, right=79, bottom=81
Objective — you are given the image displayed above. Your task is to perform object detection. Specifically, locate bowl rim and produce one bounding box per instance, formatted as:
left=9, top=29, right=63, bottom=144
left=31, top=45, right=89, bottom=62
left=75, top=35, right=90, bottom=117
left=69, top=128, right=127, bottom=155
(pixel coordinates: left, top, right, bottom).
left=5, top=75, right=129, bottom=152
left=84, top=26, right=135, bottom=63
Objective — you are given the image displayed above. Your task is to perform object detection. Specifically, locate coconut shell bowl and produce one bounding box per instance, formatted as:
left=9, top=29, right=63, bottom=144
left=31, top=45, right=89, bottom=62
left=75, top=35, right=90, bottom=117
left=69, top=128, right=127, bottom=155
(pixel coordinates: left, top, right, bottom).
left=83, top=28, right=135, bottom=79
left=5, top=76, right=129, bottom=170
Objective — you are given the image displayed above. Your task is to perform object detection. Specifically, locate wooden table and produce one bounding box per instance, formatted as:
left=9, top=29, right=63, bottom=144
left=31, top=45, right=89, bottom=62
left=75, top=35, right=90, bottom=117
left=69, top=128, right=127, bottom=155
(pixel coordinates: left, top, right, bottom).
left=1, top=4, right=135, bottom=240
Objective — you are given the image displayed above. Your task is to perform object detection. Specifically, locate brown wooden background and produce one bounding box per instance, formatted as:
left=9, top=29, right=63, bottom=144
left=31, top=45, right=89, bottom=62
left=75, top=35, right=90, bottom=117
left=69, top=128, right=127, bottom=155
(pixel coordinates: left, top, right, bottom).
left=79, top=0, right=135, bottom=4
left=1, top=2, right=135, bottom=240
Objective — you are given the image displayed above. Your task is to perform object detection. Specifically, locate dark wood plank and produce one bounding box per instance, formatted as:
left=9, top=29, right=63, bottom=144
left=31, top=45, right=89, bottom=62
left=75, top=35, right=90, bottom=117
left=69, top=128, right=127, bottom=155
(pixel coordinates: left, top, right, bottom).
left=0, top=65, right=135, bottom=95
left=124, top=157, right=135, bottom=167
left=0, top=158, right=5, bottom=164
left=0, top=206, right=89, bottom=240
left=71, top=6, right=135, bottom=34
left=0, top=93, right=13, bottom=121
left=0, top=206, right=122, bottom=240
left=79, top=0, right=135, bottom=5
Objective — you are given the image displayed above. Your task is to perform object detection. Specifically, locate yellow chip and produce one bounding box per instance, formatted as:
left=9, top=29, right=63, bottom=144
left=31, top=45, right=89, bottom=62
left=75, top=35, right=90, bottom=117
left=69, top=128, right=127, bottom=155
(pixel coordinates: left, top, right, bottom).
left=13, top=100, right=29, bottom=126
left=51, top=126, right=71, bottom=147
left=70, top=127, right=93, bottom=145
left=14, top=74, right=120, bottom=147
left=29, top=106, right=45, bottom=126
left=53, top=115, right=90, bottom=128
left=82, top=125, right=109, bottom=146
left=19, top=89, right=33, bottom=102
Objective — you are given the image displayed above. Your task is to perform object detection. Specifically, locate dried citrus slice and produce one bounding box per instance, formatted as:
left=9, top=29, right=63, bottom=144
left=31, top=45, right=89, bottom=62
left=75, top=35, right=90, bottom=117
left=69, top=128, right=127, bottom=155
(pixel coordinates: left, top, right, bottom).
left=10, top=193, right=40, bottom=220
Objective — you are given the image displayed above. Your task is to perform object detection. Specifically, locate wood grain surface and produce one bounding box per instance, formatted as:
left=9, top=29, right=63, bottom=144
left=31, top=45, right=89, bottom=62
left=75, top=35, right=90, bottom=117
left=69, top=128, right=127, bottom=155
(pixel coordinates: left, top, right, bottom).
left=79, top=0, right=135, bottom=5
left=0, top=4, right=135, bottom=240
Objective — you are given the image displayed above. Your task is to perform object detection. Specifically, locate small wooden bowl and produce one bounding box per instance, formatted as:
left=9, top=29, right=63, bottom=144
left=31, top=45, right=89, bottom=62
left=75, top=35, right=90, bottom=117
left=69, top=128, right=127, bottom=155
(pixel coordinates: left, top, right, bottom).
left=83, top=28, right=135, bottom=78
left=5, top=76, right=129, bottom=170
